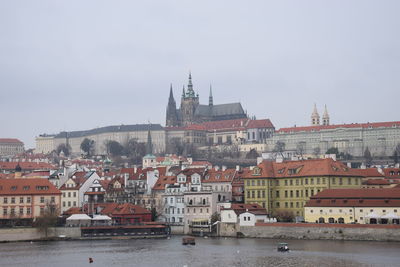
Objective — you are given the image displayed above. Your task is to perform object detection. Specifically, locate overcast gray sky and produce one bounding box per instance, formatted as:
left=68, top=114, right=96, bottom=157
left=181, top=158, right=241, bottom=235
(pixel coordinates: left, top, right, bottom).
left=1, top=0, right=399, bottom=148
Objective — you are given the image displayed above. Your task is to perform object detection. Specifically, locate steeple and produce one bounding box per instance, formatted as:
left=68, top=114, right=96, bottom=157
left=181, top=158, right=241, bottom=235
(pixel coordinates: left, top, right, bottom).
left=168, top=84, right=175, bottom=104
left=311, top=103, right=320, bottom=125
left=146, top=124, right=153, bottom=155
left=182, top=85, right=186, bottom=98
left=186, top=72, right=196, bottom=98
left=209, top=85, right=213, bottom=106
left=322, top=105, right=330, bottom=126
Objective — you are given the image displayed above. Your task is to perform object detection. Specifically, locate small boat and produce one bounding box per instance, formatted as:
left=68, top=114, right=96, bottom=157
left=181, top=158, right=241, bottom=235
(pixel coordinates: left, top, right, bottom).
left=277, top=242, right=289, bottom=252
left=182, top=236, right=196, bottom=245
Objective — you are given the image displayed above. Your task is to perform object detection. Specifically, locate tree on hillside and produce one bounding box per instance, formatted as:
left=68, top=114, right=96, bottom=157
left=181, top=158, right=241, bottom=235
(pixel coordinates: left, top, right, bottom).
left=105, top=141, right=124, bottom=157
left=296, top=142, right=306, bottom=157
left=246, top=148, right=259, bottom=159
left=364, top=147, right=373, bottom=166
left=56, top=143, right=71, bottom=157
left=124, top=138, right=146, bottom=164
left=166, top=137, right=185, bottom=155
left=326, top=147, right=339, bottom=157
left=391, top=144, right=400, bottom=164
left=313, top=147, right=321, bottom=157
left=273, top=141, right=286, bottom=158
left=80, top=138, right=95, bottom=157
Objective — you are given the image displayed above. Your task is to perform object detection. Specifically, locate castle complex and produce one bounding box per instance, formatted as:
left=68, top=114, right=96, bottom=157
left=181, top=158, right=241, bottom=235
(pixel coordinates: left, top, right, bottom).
left=166, top=73, right=247, bottom=127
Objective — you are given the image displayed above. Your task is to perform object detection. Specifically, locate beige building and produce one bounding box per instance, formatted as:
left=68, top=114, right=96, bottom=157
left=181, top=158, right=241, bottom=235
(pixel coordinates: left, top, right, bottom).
left=0, top=138, right=24, bottom=157
left=36, top=124, right=166, bottom=155
left=0, top=178, right=61, bottom=225
left=305, top=188, right=400, bottom=224
left=35, top=135, right=55, bottom=154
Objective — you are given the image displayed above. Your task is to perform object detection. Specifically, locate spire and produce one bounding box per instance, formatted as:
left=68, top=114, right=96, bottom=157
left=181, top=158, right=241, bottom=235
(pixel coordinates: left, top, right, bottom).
left=209, top=84, right=213, bottom=106
left=182, top=85, right=186, bottom=98
left=322, top=105, right=330, bottom=126
left=146, top=124, right=153, bottom=155
left=186, top=71, right=195, bottom=97
left=168, top=84, right=175, bottom=104
left=311, top=103, right=320, bottom=125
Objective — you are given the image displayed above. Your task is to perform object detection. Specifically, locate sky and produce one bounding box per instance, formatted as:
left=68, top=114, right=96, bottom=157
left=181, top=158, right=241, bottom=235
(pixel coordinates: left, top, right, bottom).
left=1, top=0, right=399, bottom=148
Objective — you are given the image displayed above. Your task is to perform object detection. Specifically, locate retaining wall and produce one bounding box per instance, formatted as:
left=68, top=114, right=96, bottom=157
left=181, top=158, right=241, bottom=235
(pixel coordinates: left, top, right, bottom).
left=0, top=227, right=81, bottom=242
left=220, top=223, right=400, bottom=242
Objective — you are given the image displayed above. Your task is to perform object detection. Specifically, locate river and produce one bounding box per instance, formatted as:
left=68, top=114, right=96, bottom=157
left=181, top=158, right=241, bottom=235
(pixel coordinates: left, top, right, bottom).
left=0, top=237, right=399, bottom=267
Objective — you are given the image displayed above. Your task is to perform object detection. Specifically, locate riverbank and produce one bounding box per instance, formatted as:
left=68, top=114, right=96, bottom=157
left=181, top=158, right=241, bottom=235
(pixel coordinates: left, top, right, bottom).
left=220, top=222, right=400, bottom=242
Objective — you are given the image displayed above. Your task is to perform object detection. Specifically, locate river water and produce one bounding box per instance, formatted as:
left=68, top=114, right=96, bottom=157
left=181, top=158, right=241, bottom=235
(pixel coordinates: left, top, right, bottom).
left=0, top=236, right=399, bottom=267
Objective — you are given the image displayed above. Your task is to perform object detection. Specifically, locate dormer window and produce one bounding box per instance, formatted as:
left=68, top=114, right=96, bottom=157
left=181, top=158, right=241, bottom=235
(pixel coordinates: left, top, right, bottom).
left=205, top=175, right=210, bottom=180
left=216, top=175, right=220, bottom=180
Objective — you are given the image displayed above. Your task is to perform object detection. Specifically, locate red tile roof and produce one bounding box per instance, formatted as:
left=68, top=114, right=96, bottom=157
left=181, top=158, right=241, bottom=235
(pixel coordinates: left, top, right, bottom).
left=0, top=178, right=61, bottom=195
left=363, top=179, right=391, bottom=185
left=277, top=121, right=400, bottom=134
left=306, top=188, right=400, bottom=207
left=247, top=119, right=274, bottom=129
left=0, top=162, right=54, bottom=171
left=0, top=138, right=23, bottom=144
left=225, top=203, right=268, bottom=215
left=382, top=168, right=400, bottom=179
left=153, top=176, right=177, bottom=191
left=243, top=158, right=362, bottom=179
left=354, top=168, right=384, bottom=178
left=203, top=169, right=236, bottom=183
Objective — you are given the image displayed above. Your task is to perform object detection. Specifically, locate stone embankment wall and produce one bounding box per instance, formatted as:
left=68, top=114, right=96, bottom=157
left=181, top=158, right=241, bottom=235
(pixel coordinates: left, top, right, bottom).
left=0, top=227, right=81, bottom=242
left=220, top=223, right=400, bottom=242
left=170, top=225, right=184, bottom=235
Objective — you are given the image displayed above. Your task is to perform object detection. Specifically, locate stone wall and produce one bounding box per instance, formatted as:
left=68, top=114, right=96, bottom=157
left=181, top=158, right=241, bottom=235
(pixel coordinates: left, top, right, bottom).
left=219, top=222, right=400, bottom=242
left=0, top=227, right=81, bottom=242
left=170, top=225, right=184, bottom=235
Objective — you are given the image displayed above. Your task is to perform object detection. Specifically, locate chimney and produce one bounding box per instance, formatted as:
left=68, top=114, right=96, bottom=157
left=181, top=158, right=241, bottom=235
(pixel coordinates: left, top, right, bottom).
left=236, top=165, right=241, bottom=171
left=133, top=165, right=137, bottom=174
left=257, top=157, right=263, bottom=165
left=124, top=173, right=129, bottom=187
left=222, top=165, right=227, bottom=171
left=214, top=166, right=220, bottom=171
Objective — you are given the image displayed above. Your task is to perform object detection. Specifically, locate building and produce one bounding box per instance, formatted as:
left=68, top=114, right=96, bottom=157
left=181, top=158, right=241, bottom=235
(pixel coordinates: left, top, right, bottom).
left=304, top=188, right=400, bottom=224
left=166, top=73, right=247, bottom=127
left=267, top=121, right=400, bottom=158
left=0, top=138, right=24, bottom=157
left=35, top=135, right=55, bottom=154
left=243, top=158, right=363, bottom=219
left=0, top=178, right=61, bottom=226
left=36, top=124, right=166, bottom=156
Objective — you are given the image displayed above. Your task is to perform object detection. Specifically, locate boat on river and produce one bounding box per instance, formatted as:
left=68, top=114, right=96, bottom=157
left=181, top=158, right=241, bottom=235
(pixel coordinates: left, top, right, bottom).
left=182, top=236, right=196, bottom=245
left=277, top=243, right=289, bottom=252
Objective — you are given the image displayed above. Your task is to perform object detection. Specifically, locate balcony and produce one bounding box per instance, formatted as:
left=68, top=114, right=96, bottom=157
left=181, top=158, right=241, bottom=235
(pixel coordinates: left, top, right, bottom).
left=186, top=201, right=210, bottom=207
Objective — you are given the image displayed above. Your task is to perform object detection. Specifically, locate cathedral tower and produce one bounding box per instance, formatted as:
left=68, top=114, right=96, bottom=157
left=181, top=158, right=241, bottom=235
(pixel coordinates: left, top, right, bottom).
left=166, top=84, right=179, bottom=127
left=311, top=103, right=320, bottom=125
left=180, top=72, right=199, bottom=126
left=322, top=105, right=330, bottom=126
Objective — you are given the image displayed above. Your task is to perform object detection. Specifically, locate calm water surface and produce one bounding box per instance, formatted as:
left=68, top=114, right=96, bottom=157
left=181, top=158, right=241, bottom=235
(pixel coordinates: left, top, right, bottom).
left=0, top=236, right=399, bottom=267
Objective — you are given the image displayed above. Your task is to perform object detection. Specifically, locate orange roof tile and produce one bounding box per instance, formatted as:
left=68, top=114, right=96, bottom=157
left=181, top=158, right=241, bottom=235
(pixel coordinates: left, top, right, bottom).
left=0, top=178, right=61, bottom=195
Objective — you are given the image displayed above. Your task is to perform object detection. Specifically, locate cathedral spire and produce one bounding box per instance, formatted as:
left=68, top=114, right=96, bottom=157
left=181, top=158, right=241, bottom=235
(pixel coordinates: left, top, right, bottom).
left=209, top=84, right=213, bottom=106
left=168, top=84, right=175, bottom=104
left=186, top=72, right=196, bottom=97
left=182, top=85, right=186, bottom=98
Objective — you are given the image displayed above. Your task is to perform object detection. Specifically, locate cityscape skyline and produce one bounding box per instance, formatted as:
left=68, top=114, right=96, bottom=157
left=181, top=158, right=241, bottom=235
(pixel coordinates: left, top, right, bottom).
left=1, top=1, right=400, bottom=148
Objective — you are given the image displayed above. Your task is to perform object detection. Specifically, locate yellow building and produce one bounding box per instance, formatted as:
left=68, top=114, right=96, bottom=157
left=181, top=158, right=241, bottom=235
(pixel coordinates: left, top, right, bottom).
left=243, top=158, right=363, bottom=219
left=0, top=178, right=61, bottom=225
left=305, top=188, right=400, bottom=224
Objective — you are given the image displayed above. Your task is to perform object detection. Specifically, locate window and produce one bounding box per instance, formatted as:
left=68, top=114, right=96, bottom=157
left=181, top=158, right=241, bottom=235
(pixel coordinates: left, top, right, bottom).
left=311, top=178, right=314, bottom=185
left=19, top=207, right=23, bottom=215
left=40, top=197, right=45, bottom=203
left=3, top=197, right=7, bottom=204
left=68, top=201, right=71, bottom=207
left=285, top=180, right=288, bottom=186
left=63, top=202, right=66, bottom=207
left=276, top=191, right=280, bottom=198
left=285, top=202, right=288, bottom=208
left=51, top=197, right=55, bottom=203
left=3, top=208, right=7, bottom=215
left=296, top=190, right=299, bottom=198
left=20, top=197, right=23, bottom=203
left=290, top=180, right=293, bottom=186
left=305, top=179, right=308, bottom=185
left=276, top=202, right=280, bottom=208
left=68, top=192, right=71, bottom=197
left=73, top=201, right=76, bottom=206
left=27, top=197, right=31, bottom=203
left=63, top=192, right=66, bottom=198
left=11, top=208, right=15, bottom=215
left=27, top=207, right=31, bottom=215
left=73, top=192, right=76, bottom=197
left=348, top=178, right=352, bottom=185
left=290, top=190, right=293, bottom=198
left=11, top=197, right=15, bottom=204
left=285, top=190, right=288, bottom=198
left=262, top=191, right=265, bottom=198
left=317, top=178, right=320, bottom=185
left=40, top=207, right=44, bottom=215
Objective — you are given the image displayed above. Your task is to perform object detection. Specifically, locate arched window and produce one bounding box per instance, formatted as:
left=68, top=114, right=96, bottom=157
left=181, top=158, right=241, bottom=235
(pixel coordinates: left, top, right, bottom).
left=338, top=217, right=344, bottom=224
left=328, top=217, right=335, bottom=223
left=318, top=217, right=325, bottom=223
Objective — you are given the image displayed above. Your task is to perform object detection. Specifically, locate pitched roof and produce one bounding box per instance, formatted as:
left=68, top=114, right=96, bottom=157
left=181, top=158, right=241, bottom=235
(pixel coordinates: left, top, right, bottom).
left=277, top=121, right=400, bottom=134
left=0, top=178, right=61, bottom=195
left=354, top=168, right=384, bottom=178
left=243, top=158, right=363, bottom=179
left=0, top=138, right=23, bottom=144
left=153, top=176, right=177, bottom=191
left=247, top=119, right=274, bottom=129
left=203, top=169, right=236, bottom=183
left=0, top=162, right=54, bottom=171
left=382, top=168, right=400, bottom=179
left=194, top=103, right=245, bottom=117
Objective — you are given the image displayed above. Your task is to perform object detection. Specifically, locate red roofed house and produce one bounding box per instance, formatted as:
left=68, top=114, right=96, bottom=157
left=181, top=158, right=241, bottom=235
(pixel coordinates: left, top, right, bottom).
left=0, top=178, right=61, bottom=226
left=305, top=188, right=400, bottom=224
left=0, top=138, right=24, bottom=157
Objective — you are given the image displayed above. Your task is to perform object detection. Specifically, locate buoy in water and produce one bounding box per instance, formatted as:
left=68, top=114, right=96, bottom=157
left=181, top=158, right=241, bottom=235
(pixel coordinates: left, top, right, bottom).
left=89, top=258, right=93, bottom=263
